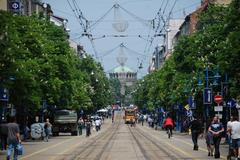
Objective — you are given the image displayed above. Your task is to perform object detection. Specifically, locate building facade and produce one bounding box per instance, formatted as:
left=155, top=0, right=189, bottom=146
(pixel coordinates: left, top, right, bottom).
left=149, top=19, right=183, bottom=72
left=0, top=0, right=49, bottom=16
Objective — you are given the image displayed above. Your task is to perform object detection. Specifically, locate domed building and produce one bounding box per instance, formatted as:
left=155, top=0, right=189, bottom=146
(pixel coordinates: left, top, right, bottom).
left=109, top=44, right=137, bottom=96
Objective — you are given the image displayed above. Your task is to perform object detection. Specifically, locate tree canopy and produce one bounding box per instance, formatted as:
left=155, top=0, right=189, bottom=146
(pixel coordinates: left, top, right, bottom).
left=133, top=0, right=240, bottom=113
left=0, top=11, right=112, bottom=116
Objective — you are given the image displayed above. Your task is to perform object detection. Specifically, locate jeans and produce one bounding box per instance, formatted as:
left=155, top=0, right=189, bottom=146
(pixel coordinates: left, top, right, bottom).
left=44, top=129, right=49, bottom=142
left=213, top=136, right=221, bottom=158
left=191, top=131, right=199, bottom=149
left=7, top=143, right=18, bottom=160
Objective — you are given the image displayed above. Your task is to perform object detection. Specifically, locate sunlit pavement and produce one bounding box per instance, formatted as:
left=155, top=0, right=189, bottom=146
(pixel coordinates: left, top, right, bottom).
left=0, top=112, right=229, bottom=160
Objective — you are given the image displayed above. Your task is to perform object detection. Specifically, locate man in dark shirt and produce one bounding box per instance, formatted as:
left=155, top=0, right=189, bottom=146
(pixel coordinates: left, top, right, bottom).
left=6, top=116, right=21, bottom=160
left=189, top=116, right=202, bottom=150
left=209, top=116, right=224, bottom=159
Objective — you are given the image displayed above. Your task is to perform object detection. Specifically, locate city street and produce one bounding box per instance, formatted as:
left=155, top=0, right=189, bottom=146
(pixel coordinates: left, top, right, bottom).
left=0, top=111, right=229, bottom=160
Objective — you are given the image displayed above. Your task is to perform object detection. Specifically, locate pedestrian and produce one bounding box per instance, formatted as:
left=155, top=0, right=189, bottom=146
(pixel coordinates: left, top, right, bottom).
left=205, top=119, right=214, bottom=157
left=44, top=118, right=52, bottom=142
left=189, top=116, right=202, bottom=150
left=78, top=117, right=84, bottom=135
left=208, top=116, right=224, bottom=158
left=6, top=116, right=21, bottom=160
left=140, top=114, right=144, bottom=126
left=0, top=123, right=7, bottom=150
left=227, top=115, right=240, bottom=160
left=95, top=118, right=101, bottom=132
left=86, top=119, right=91, bottom=137
left=23, top=123, right=30, bottom=141
left=227, top=116, right=234, bottom=159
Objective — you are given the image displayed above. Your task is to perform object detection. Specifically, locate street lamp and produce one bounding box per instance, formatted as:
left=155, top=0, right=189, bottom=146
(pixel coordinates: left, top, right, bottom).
left=197, top=65, right=222, bottom=130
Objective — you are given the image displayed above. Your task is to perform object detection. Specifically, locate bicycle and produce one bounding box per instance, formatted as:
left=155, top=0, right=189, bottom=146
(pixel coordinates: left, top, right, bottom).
left=167, top=128, right=171, bottom=139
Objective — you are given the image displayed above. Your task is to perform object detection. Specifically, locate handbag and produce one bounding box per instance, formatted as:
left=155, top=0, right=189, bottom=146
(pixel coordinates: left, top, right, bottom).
left=17, top=143, right=23, bottom=155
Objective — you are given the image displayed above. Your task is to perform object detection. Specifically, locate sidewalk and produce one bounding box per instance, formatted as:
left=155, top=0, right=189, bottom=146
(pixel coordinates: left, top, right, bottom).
left=139, top=122, right=229, bottom=159
left=0, top=117, right=113, bottom=160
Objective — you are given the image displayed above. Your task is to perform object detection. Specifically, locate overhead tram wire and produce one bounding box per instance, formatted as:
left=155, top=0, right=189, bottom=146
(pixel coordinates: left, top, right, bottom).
left=88, top=36, right=99, bottom=60
left=145, top=0, right=178, bottom=55
left=118, top=4, right=151, bottom=27
left=100, top=44, right=122, bottom=58
left=89, top=6, right=114, bottom=32
left=123, top=45, right=150, bottom=58
left=143, top=0, right=167, bottom=55
left=67, top=0, right=85, bottom=31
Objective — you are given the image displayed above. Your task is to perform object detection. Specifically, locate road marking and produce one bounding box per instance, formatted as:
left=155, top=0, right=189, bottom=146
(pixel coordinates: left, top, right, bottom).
left=19, top=137, right=76, bottom=160
left=164, top=141, right=199, bottom=160
left=141, top=125, right=227, bottom=160
left=173, top=137, right=227, bottom=159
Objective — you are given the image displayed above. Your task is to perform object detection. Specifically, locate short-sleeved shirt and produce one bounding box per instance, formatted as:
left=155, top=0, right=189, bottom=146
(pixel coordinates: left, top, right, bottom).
left=7, top=123, right=20, bottom=144
left=210, top=122, right=223, bottom=132
left=228, top=121, right=240, bottom=139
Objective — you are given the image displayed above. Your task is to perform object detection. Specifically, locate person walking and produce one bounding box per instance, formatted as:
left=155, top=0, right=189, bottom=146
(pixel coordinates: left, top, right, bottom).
left=189, top=116, right=202, bottom=150
left=44, top=118, right=52, bottom=142
left=227, top=115, right=240, bottom=160
left=208, top=116, right=224, bottom=158
left=86, top=119, right=91, bottom=137
left=95, top=118, right=101, bottom=132
left=78, top=117, right=84, bottom=135
left=6, top=116, right=21, bottom=160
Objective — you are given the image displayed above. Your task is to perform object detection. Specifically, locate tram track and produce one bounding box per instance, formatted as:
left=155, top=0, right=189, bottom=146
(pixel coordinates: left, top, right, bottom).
left=128, top=124, right=188, bottom=160
left=63, top=112, right=122, bottom=160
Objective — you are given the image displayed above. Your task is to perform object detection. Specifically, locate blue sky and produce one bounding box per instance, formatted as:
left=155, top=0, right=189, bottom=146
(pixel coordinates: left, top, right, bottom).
left=44, top=0, right=201, bottom=78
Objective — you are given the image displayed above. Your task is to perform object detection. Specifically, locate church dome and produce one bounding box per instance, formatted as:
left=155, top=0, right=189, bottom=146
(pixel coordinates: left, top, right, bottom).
left=113, top=66, right=134, bottom=73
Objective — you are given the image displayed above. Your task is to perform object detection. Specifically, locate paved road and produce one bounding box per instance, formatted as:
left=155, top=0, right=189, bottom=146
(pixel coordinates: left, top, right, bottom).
left=0, top=111, right=229, bottom=160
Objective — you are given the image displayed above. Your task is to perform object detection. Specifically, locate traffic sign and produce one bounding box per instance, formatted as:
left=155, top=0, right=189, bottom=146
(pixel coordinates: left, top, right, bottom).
left=0, top=88, right=8, bottom=101
left=11, top=2, right=20, bottom=10
left=214, top=106, right=223, bottom=112
left=227, top=99, right=236, bottom=108
left=214, top=95, right=223, bottom=104
left=203, top=88, right=212, bottom=104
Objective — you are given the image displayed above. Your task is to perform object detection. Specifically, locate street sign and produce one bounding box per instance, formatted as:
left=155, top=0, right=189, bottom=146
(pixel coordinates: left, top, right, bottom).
left=11, top=2, right=20, bottom=10
left=0, top=88, right=8, bottom=101
left=214, top=106, right=223, bottom=112
left=203, top=88, right=212, bottom=104
left=214, top=95, right=223, bottom=104
left=215, top=113, right=222, bottom=119
left=227, top=99, right=236, bottom=108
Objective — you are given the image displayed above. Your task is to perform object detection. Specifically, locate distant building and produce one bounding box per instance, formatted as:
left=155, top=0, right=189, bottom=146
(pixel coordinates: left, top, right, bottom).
left=109, top=66, right=137, bottom=96
left=109, top=45, right=137, bottom=96
left=0, top=0, right=51, bottom=16
left=149, top=19, right=183, bottom=72
left=173, top=0, right=232, bottom=48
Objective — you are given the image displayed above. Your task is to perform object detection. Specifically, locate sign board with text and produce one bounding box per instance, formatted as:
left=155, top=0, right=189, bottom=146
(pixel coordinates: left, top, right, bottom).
left=214, top=106, right=223, bottom=112
left=203, top=88, right=212, bottom=104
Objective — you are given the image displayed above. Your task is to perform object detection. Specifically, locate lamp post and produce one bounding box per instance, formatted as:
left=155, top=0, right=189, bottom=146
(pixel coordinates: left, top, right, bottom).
left=198, top=65, right=221, bottom=130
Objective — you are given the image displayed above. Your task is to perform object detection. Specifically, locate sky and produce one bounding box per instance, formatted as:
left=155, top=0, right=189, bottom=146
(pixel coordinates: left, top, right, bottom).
left=44, top=0, right=201, bottom=78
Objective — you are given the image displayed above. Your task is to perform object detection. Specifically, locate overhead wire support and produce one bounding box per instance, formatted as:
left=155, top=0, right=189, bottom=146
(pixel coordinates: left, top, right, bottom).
left=118, top=4, right=150, bottom=27
left=67, top=0, right=85, bottom=31
left=89, top=6, right=114, bottom=31
left=123, top=45, right=149, bottom=58
left=88, top=36, right=99, bottom=60
left=71, top=0, right=87, bottom=31
left=100, top=44, right=122, bottom=58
